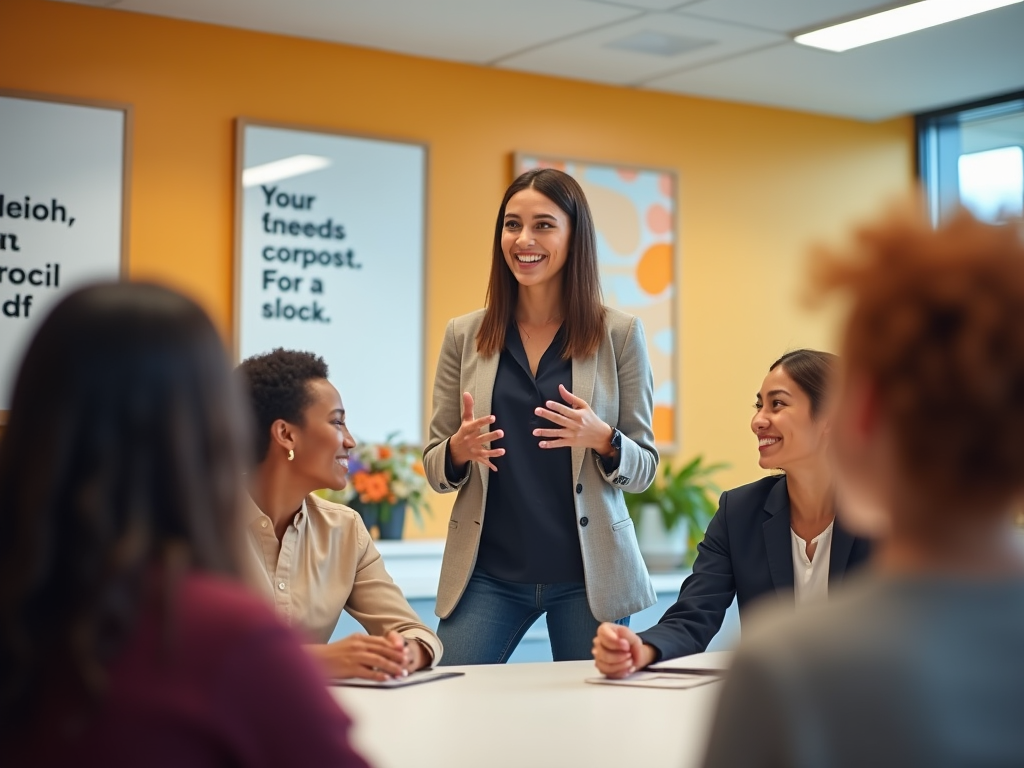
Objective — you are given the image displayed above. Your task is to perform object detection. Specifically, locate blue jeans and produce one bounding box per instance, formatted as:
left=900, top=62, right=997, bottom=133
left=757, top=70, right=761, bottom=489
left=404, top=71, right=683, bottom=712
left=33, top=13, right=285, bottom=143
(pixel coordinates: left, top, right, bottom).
left=437, top=570, right=629, bottom=665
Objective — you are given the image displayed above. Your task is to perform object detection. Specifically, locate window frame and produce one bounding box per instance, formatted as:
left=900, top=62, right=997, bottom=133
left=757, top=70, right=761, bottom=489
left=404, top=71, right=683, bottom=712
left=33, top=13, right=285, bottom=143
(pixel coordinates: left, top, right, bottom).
left=916, top=89, right=1024, bottom=225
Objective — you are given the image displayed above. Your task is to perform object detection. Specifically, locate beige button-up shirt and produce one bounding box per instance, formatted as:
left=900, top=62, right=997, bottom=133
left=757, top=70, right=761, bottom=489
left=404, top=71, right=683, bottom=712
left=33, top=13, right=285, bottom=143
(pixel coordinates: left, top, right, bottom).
left=240, top=492, right=442, bottom=663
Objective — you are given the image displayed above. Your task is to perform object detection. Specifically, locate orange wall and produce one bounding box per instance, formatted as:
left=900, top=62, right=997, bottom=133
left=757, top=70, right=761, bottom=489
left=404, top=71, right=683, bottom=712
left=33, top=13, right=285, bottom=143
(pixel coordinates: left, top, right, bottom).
left=1, top=0, right=914, bottom=538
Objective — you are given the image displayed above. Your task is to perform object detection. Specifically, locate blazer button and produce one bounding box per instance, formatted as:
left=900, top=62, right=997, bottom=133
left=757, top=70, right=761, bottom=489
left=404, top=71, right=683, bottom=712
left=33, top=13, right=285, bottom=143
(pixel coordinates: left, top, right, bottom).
left=576, top=483, right=583, bottom=494
left=440, top=483, right=449, bottom=490
left=580, top=516, right=589, bottom=527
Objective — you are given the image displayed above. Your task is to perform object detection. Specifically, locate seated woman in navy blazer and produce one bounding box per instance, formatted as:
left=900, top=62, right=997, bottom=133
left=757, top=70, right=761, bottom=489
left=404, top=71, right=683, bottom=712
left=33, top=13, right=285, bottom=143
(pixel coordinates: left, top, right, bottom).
left=592, top=349, right=872, bottom=675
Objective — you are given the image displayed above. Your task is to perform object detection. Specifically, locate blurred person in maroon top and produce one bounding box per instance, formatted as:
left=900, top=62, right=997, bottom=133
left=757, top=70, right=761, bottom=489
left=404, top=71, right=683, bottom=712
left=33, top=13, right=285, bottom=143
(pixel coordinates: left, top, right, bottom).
left=0, top=283, right=370, bottom=768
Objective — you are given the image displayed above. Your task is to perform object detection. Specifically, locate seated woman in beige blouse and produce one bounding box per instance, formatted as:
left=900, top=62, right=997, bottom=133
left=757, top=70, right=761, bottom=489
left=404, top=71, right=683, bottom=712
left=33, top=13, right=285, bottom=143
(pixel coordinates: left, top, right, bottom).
left=237, top=348, right=442, bottom=680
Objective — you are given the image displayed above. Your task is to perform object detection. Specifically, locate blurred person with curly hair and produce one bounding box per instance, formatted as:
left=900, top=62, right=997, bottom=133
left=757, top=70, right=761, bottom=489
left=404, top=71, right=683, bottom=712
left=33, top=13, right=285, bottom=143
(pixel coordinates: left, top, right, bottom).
left=702, top=208, right=1024, bottom=768
left=237, top=349, right=441, bottom=681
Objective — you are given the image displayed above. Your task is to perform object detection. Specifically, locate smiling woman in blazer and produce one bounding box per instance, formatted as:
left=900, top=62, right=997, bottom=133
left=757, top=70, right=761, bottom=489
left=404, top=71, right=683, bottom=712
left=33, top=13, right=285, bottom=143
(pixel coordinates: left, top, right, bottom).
left=593, top=349, right=873, bottom=676
left=423, top=168, right=658, bottom=665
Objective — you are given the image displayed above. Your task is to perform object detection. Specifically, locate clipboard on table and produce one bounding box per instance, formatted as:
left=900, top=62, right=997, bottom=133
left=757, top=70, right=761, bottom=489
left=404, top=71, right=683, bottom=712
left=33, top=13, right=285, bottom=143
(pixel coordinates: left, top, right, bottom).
left=330, top=670, right=465, bottom=689
left=585, top=650, right=733, bottom=689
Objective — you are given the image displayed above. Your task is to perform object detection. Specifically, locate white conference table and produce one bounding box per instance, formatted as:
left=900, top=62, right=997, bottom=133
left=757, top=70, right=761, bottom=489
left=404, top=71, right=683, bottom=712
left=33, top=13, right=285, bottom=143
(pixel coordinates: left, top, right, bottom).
left=331, top=660, right=724, bottom=768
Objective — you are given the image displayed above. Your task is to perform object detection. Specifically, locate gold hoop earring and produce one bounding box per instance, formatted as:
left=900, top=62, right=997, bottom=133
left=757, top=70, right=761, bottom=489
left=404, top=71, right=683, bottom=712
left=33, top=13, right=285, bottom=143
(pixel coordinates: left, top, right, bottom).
left=287, top=449, right=295, bottom=461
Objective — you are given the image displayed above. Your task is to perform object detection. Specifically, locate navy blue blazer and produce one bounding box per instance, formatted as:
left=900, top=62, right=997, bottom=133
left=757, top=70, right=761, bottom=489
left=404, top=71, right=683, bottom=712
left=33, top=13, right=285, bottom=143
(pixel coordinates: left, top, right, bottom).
left=637, top=474, right=872, bottom=662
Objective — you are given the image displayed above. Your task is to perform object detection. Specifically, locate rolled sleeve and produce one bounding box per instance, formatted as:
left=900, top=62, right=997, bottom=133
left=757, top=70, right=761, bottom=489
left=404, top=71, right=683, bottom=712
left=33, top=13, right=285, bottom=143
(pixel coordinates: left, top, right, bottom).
left=344, top=531, right=444, bottom=665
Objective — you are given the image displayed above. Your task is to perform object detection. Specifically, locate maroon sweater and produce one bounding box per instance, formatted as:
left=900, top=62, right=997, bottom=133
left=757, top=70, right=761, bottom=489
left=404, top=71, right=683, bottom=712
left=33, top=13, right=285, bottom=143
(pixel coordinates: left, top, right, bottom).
left=6, top=574, right=371, bottom=768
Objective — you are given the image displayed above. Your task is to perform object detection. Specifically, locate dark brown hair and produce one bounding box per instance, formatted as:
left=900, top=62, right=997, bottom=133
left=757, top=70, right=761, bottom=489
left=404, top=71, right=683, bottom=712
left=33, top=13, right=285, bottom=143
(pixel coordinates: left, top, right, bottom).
left=770, top=349, right=838, bottom=417
left=812, top=206, right=1024, bottom=508
left=477, top=168, right=605, bottom=358
left=0, top=283, right=249, bottom=734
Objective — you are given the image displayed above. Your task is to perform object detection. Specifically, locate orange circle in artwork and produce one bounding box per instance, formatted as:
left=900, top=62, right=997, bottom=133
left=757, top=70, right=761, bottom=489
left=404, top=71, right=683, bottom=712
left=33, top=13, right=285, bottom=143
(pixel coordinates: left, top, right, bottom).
left=646, top=204, right=671, bottom=234
left=652, top=405, right=674, bottom=444
left=637, top=243, right=673, bottom=296
left=658, top=174, right=673, bottom=198
left=618, top=169, right=638, bottom=182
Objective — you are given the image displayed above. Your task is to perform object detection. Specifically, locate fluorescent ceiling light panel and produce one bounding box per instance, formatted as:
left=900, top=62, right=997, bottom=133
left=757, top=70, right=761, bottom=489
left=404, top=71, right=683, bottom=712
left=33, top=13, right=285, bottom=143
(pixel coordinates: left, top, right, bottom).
left=794, top=0, right=1024, bottom=52
left=242, top=155, right=332, bottom=187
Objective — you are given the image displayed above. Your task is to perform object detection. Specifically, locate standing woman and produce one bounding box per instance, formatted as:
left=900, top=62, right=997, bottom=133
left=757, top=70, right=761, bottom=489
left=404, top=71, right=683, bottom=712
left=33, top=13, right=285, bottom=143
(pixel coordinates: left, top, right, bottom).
left=424, top=168, right=658, bottom=665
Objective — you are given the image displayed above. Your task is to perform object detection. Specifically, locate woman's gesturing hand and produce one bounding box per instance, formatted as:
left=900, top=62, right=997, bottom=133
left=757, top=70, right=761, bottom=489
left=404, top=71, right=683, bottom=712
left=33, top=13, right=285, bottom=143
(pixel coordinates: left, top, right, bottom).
left=534, top=384, right=614, bottom=455
left=449, top=392, right=505, bottom=471
left=592, top=623, right=657, bottom=678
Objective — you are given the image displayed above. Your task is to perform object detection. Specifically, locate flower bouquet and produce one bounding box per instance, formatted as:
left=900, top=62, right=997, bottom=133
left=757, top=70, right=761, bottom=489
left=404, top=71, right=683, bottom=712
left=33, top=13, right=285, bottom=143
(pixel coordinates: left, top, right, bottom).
left=319, top=432, right=430, bottom=539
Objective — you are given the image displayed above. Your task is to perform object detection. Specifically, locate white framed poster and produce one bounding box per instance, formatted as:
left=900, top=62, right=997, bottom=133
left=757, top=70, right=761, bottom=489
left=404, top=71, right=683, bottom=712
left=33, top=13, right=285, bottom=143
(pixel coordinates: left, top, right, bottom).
left=0, top=90, right=130, bottom=420
left=235, top=120, right=427, bottom=445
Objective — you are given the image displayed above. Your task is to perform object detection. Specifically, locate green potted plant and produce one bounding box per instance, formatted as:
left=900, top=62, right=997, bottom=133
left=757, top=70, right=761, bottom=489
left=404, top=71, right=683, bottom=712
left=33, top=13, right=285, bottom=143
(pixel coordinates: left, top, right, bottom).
left=624, top=455, right=727, bottom=571
left=318, top=432, right=430, bottom=540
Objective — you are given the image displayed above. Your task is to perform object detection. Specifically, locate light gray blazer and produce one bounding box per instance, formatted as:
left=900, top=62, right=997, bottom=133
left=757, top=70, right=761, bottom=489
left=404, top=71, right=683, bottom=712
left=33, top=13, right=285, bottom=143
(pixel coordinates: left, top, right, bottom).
left=423, top=307, right=658, bottom=623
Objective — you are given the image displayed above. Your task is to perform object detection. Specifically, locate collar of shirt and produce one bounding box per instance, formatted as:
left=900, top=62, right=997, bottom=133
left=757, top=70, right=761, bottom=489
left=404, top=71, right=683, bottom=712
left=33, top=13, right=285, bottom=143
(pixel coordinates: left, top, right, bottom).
left=505, top=318, right=567, bottom=377
left=245, top=494, right=308, bottom=532
left=791, top=519, right=835, bottom=567
left=790, top=519, right=835, bottom=607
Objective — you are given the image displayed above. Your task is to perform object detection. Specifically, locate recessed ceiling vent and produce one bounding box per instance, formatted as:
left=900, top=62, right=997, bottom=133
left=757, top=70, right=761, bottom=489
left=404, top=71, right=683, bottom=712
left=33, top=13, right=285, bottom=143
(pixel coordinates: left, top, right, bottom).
left=604, top=30, right=716, bottom=57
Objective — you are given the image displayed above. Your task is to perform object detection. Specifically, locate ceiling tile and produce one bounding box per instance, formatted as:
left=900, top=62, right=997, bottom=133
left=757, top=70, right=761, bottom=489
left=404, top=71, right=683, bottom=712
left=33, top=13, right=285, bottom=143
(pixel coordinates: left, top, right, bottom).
left=49, top=0, right=1024, bottom=121
left=646, top=4, right=1024, bottom=120
left=92, top=0, right=639, bottom=64
left=583, top=0, right=692, bottom=9
left=497, top=12, right=781, bottom=85
left=677, top=0, right=898, bottom=33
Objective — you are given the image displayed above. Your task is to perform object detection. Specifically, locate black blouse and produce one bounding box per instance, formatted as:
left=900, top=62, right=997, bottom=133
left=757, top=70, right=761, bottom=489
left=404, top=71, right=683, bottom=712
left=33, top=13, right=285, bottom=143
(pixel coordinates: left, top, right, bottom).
left=447, top=323, right=584, bottom=583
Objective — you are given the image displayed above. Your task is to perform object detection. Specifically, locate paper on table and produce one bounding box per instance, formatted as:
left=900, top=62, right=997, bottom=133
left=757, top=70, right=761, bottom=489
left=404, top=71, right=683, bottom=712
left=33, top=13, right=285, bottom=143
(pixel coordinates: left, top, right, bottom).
left=585, top=672, right=721, bottom=690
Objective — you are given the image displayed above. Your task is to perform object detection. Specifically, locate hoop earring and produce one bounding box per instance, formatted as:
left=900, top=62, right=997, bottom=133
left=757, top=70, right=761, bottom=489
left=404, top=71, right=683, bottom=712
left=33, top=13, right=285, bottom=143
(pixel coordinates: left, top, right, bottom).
left=287, top=449, right=295, bottom=461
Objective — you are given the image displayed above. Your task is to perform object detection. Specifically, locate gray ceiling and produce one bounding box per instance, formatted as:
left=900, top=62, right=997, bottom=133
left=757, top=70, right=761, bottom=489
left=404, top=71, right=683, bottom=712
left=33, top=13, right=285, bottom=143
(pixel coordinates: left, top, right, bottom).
left=59, top=0, right=1024, bottom=121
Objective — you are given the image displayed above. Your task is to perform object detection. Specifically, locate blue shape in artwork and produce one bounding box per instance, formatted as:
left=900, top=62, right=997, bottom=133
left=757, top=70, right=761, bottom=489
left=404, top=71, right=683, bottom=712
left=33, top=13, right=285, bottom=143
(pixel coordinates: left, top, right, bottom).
left=602, top=275, right=653, bottom=308
left=653, top=328, right=673, bottom=356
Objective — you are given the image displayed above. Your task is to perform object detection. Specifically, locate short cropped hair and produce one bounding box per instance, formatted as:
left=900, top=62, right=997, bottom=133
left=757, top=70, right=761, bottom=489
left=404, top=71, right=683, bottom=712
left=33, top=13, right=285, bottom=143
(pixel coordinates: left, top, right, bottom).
left=236, top=349, right=329, bottom=463
left=811, top=206, right=1024, bottom=509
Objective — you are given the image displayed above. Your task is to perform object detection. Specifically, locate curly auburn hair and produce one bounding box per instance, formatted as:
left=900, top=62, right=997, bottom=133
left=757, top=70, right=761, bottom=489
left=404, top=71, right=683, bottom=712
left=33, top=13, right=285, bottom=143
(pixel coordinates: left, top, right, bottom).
left=811, top=206, right=1024, bottom=509
left=236, top=349, right=329, bottom=463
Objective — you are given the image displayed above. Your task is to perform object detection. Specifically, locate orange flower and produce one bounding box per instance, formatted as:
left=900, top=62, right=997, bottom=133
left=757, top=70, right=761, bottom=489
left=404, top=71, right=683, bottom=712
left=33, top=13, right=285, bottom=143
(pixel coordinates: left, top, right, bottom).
left=378, top=446, right=393, bottom=460
left=412, top=462, right=425, bottom=477
left=355, top=471, right=389, bottom=503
